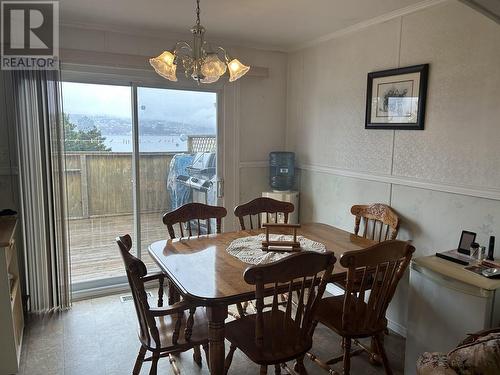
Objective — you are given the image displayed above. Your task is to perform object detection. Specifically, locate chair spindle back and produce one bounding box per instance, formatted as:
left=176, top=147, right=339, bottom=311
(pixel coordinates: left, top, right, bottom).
left=116, top=235, right=196, bottom=348
left=351, top=203, right=400, bottom=242
left=163, top=203, right=227, bottom=239
left=340, top=240, right=414, bottom=334
left=244, top=251, right=336, bottom=348
left=234, top=197, right=295, bottom=230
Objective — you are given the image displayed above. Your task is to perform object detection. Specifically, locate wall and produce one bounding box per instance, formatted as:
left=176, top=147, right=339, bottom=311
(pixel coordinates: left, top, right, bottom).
left=286, top=0, right=500, bottom=335
left=58, top=25, right=287, bottom=227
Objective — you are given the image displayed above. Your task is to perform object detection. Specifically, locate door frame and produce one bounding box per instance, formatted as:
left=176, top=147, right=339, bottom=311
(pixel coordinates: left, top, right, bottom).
left=61, top=65, right=237, bottom=296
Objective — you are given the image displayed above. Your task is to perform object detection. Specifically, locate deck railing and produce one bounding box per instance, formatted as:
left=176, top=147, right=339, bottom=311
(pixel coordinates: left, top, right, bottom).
left=65, top=135, right=215, bottom=219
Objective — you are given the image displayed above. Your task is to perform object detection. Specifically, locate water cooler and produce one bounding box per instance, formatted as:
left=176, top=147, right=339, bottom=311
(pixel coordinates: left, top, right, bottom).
left=262, top=152, right=299, bottom=224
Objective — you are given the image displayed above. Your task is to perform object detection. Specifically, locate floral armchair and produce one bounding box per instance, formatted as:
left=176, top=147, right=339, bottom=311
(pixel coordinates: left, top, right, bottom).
left=416, top=328, right=500, bottom=375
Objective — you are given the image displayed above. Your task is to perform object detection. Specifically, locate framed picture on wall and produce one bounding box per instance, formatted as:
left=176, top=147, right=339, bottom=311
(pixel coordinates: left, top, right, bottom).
left=365, top=64, right=429, bottom=130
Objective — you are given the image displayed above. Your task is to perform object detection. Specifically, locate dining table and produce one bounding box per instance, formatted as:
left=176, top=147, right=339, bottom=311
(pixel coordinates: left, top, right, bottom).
left=148, top=222, right=376, bottom=375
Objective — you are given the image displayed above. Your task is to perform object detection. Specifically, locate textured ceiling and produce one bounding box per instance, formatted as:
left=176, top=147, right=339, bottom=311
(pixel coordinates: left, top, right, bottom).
left=59, top=0, right=427, bottom=50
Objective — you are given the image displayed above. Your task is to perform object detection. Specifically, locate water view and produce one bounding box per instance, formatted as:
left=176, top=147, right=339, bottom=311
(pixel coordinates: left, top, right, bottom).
left=103, top=135, right=188, bottom=152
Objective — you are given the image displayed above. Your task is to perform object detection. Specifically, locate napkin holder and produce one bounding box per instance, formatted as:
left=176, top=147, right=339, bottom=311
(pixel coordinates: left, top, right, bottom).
left=262, top=223, right=301, bottom=252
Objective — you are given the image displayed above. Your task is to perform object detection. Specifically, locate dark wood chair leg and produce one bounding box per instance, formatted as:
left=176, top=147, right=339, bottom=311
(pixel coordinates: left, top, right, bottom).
left=236, top=302, right=246, bottom=317
left=294, top=355, right=308, bottom=375
left=369, top=332, right=384, bottom=365
left=133, top=346, right=147, bottom=375
left=224, top=343, right=237, bottom=375
left=274, top=364, right=281, bottom=374
left=149, top=351, right=160, bottom=375
left=260, top=365, right=268, bottom=375
left=168, top=354, right=181, bottom=375
left=203, top=343, right=210, bottom=366
left=343, top=338, right=352, bottom=375
left=193, top=345, right=202, bottom=366
left=168, top=281, right=180, bottom=305
left=374, top=334, right=393, bottom=375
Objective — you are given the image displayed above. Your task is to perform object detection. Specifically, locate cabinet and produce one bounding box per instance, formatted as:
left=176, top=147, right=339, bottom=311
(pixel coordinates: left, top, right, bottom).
left=404, top=255, right=500, bottom=374
left=0, top=217, right=24, bottom=375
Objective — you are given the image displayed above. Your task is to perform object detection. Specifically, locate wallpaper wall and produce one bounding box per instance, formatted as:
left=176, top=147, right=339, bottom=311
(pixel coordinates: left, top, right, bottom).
left=287, top=0, right=500, bottom=335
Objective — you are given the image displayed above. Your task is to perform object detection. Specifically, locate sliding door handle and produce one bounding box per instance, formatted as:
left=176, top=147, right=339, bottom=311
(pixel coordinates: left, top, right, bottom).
left=217, top=179, right=224, bottom=198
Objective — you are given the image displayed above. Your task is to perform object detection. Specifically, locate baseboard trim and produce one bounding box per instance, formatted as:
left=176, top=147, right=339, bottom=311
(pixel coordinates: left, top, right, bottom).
left=298, top=163, right=500, bottom=201
left=387, top=318, right=407, bottom=338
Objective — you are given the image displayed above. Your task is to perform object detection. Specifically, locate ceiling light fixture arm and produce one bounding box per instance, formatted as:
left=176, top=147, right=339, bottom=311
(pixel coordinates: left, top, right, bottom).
left=214, top=46, right=231, bottom=63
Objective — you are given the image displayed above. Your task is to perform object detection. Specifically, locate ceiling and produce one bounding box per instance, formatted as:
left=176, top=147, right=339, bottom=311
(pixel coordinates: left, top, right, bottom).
left=59, top=0, right=429, bottom=51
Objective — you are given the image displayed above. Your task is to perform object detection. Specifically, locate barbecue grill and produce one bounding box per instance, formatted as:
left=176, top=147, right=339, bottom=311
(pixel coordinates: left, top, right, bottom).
left=173, top=152, right=217, bottom=234
left=177, top=152, right=216, bottom=195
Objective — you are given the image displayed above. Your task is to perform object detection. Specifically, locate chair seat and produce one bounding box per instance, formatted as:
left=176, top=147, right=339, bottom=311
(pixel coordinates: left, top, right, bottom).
left=225, top=310, right=312, bottom=365
left=139, top=307, right=209, bottom=351
left=315, top=296, right=387, bottom=338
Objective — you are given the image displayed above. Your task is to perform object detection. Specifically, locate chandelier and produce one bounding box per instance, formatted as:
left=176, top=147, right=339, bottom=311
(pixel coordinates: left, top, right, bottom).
left=149, top=0, right=250, bottom=84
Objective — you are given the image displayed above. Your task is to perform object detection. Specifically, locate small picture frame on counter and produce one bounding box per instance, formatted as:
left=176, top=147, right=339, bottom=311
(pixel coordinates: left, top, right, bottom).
left=458, top=230, right=477, bottom=255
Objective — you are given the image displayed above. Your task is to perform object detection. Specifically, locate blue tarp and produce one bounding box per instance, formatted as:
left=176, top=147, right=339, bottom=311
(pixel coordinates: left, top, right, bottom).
left=167, top=153, right=195, bottom=210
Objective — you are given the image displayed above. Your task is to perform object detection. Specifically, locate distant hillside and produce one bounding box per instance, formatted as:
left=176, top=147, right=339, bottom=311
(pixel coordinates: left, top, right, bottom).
left=67, top=114, right=216, bottom=136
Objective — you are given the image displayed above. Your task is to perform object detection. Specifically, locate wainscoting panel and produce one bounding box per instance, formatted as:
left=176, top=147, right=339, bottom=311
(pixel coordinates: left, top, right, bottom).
left=299, top=168, right=391, bottom=231
left=299, top=167, right=500, bottom=336
left=239, top=167, right=269, bottom=205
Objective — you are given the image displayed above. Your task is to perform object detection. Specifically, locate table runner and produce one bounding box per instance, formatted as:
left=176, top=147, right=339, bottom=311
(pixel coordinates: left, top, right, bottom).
left=226, top=233, right=327, bottom=265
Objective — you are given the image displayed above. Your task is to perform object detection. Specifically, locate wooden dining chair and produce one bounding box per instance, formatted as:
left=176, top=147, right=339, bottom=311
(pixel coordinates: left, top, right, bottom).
left=117, top=234, right=209, bottom=375
left=162, top=202, right=228, bottom=304
left=234, top=197, right=295, bottom=317
left=351, top=203, right=400, bottom=242
left=224, top=251, right=336, bottom=375
left=234, top=197, right=295, bottom=230
left=163, top=202, right=227, bottom=238
left=308, top=240, right=415, bottom=375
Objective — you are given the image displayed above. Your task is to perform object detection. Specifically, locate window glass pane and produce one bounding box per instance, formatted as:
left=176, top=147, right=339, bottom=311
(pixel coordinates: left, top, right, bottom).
left=62, top=82, right=133, bottom=285
left=137, top=87, right=217, bottom=270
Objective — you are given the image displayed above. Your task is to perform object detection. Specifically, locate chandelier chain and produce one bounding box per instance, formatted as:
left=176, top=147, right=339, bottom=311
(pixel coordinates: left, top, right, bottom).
left=196, top=0, right=201, bottom=26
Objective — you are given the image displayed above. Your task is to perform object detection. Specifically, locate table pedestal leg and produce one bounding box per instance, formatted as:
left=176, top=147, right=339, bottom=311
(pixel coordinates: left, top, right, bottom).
left=207, top=305, right=228, bottom=375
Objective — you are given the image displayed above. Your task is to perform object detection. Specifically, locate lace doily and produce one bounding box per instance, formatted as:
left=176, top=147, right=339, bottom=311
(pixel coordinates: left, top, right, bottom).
left=226, top=234, right=327, bottom=265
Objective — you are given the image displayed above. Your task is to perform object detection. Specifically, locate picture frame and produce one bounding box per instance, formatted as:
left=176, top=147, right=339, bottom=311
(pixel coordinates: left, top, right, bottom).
left=457, top=230, right=477, bottom=255
left=365, top=64, right=429, bottom=130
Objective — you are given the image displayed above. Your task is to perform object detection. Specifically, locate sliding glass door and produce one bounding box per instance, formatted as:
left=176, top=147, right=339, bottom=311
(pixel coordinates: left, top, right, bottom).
left=61, top=81, right=218, bottom=292
left=136, top=87, right=218, bottom=269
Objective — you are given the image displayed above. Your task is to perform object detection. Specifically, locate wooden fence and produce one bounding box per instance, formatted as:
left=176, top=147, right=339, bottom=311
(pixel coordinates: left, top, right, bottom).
left=65, top=152, right=174, bottom=218
left=65, top=135, right=215, bottom=219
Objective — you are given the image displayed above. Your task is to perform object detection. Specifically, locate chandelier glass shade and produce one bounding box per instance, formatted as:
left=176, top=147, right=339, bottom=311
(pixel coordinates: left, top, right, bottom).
left=150, top=51, right=177, bottom=81
left=150, top=0, right=250, bottom=84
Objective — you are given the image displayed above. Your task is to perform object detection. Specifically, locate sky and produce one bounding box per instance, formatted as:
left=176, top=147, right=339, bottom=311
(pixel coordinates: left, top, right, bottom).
left=61, top=82, right=217, bottom=128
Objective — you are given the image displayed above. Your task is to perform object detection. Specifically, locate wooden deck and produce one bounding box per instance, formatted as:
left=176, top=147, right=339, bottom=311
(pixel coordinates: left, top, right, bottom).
left=69, top=212, right=167, bottom=284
